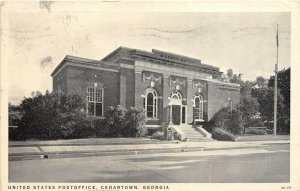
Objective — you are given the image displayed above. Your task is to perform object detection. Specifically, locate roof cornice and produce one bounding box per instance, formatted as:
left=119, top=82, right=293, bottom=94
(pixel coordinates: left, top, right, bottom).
left=51, top=55, right=119, bottom=77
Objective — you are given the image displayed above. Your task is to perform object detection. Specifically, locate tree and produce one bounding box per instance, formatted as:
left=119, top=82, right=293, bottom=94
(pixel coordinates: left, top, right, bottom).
left=255, top=76, right=268, bottom=88
left=218, top=69, right=259, bottom=133
left=239, top=81, right=259, bottom=130
left=251, top=86, right=285, bottom=129
left=226, top=69, right=233, bottom=80
left=225, top=68, right=243, bottom=84
left=17, top=91, right=95, bottom=140
left=9, top=103, right=22, bottom=126
left=268, top=67, right=290, bottom=133
left=268, top=68, right=290, bottom=105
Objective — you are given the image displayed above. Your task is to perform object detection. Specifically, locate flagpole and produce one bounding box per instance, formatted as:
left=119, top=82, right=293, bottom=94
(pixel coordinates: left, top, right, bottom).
left=274, top=24, right=278, bottom=136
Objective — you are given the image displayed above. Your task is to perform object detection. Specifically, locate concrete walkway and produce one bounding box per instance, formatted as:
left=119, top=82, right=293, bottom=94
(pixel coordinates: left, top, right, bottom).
left=9, top=137, right=166, bottom=147
left=9, top=139, right=290, bottom=161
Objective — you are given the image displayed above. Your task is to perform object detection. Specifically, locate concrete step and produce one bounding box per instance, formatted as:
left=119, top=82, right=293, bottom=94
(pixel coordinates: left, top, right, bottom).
left=182, top=129, right=200, bottom=131
left=181, top=132, right=200, bottom=134
left=187, top=139, right=214, bottom=142
left=186, top=134, right=203, bottom=136
left=184, top=134, right=203, bottom=137
left=172, top=126, right=212, bottom=142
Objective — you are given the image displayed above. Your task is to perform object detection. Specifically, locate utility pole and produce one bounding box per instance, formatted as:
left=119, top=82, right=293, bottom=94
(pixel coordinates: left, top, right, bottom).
left=274, top=24, right=279, bottom=136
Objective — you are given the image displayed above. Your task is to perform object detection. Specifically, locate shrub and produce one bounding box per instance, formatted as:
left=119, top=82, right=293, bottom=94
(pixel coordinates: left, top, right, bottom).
left=103, top=105, right=127, bottom=137
left=247, top=118, right=265, bottom=127
left=210, top=108, right=230, bottom=129
left=16, top=91, right=96, bottom=140
left=226, top=110, right=244, bottom=135
left=95, top=119, right=107, bottom=137
left=59, top=110, right=95, bottom=139
left=151, top=131, right=164, bottom=140
left=124, top=107, right=147, bottom=137
left=209, top=108, right=244, bottom=135
left=212, top=128, right=235, bottom=141
left=246, top=128, right=267, bottom=135
left=101, top=105, right=146, bottom=138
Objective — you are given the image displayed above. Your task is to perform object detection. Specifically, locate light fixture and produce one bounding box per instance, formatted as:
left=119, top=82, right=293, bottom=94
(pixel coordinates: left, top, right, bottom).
left=150, top=81, right=155, bottom=87
left=94, top=82, right=98, bottom=87
left=176, top=84, right=180, bottom=90
left=198, top=87, right=202, bottom=93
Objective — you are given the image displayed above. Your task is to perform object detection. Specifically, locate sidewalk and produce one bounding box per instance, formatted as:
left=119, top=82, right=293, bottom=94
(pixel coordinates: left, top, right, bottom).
left=9, top=138, right=290, bottom=161
left=9, top=137, right=166, bottom=147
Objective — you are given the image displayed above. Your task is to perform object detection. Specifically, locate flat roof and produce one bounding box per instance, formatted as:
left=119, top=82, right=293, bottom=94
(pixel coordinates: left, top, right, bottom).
left=101, top=46, right=220, bottom=73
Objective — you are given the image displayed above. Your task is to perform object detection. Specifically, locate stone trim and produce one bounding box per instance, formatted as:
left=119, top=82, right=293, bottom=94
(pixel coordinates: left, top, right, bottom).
left=206, top=80, right=241, bottom=88
left=120, top=63, right=135, bottom=69
left=144, top=125, right=161, bottom=129
left=135, top=60, right=212, bottom=81
left=52, top=61, right=119, bottom=78
left=51, top=55, right=119, bottom=77
left=142, top=72, right=162, bottom=84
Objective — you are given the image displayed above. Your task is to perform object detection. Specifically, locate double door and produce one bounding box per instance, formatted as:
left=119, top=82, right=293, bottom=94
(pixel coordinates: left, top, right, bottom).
left=170, top=105, right=187, bottom=125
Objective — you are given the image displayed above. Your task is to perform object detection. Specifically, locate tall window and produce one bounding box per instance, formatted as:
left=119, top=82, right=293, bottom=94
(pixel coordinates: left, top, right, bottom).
left=87, top=87, right=103, bottom=117
left=143, top=88, right=158, bottom=118
left=194, top=94, right=203, bottom=120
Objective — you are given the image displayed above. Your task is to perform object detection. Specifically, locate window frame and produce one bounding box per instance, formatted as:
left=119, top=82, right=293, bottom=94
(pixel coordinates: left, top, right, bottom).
left=86, top=87, right=104, bottom=117
left=143, top=88, right=158, bottom=119
left=171, top=91, right=182, bottom=100
left=194, top=94, right=204, bottom=121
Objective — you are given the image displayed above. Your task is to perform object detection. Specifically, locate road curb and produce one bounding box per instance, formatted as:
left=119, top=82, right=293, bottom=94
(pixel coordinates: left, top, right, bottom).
left=9, top=146, right=205, bottom=161
left=9, top=141, right=290, bottom=161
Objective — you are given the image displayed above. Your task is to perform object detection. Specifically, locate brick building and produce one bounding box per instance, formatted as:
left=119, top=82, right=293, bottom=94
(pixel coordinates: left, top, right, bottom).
left=51, top=47, right=240, bottom=136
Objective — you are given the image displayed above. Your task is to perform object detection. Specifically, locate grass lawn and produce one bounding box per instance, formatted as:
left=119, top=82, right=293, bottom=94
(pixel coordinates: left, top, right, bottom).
left=235, top=135, right=290, bottom=142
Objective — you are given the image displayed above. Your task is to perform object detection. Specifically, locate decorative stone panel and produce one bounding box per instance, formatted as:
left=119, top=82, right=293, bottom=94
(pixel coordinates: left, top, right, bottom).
left=169, top=75, right=186, bottom=89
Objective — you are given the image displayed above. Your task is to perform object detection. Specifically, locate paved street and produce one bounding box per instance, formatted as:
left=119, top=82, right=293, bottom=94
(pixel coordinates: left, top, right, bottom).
left=9, top=142, right=289, bottom=183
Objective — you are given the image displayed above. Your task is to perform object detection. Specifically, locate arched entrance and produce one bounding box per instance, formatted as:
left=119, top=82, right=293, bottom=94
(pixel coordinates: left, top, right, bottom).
left=169, top=91, right=187, bottom=125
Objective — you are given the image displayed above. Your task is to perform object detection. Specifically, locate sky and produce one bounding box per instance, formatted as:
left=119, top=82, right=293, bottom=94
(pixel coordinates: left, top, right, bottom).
left=2, top=2, right=291, bottom=104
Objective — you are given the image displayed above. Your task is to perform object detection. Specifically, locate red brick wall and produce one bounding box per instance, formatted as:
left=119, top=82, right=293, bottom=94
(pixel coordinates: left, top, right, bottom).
left=207, top=82, right=240, bottom=120
left=54, top=64, right=120, bottom=113
left=52, top=61, right=240, bottom=128
left=52, top=67, right=68, bottom=94
left=134, top=72, right=164, bottom=125
left=119, top=68, right=135, bottom=108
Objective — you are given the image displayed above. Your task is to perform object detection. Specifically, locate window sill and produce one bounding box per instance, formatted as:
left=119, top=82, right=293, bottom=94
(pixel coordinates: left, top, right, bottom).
left=88, top=116, right=105, bottom=119
left=146, top=118, right=160, bottom=121
left=195, top=119, right=204, bottom=122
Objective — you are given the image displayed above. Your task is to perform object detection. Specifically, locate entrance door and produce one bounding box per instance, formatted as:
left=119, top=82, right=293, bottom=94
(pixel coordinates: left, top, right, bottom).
left=172, top=105, right=181, bottom=125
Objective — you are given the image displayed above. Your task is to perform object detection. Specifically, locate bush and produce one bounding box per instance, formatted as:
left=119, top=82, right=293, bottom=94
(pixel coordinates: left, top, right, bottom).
left=246, top=128, right=267, bottom=135
left=16, top=91, right=96, bottom=140
left=14, top=92, right=146, bottom=140
left=212, top=128, right=235, bottom=141
left=95, top=119, right=107, bottom=137
left=226, top=110, right=244, bottom=135
left=209, top=108, right=244, bottom=135
left=124, top=107, right=147, bottom=137
left=59, top=110, right=95, bottom=139
left=101, top=105, right=146, bottom=137
left=103, top=105, right=127, bottom=137
left=247, top=118, right=265, bottom=127
left=151, top=131, right=164, bottom=140
left=210, top=108, right=230, bottom=129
